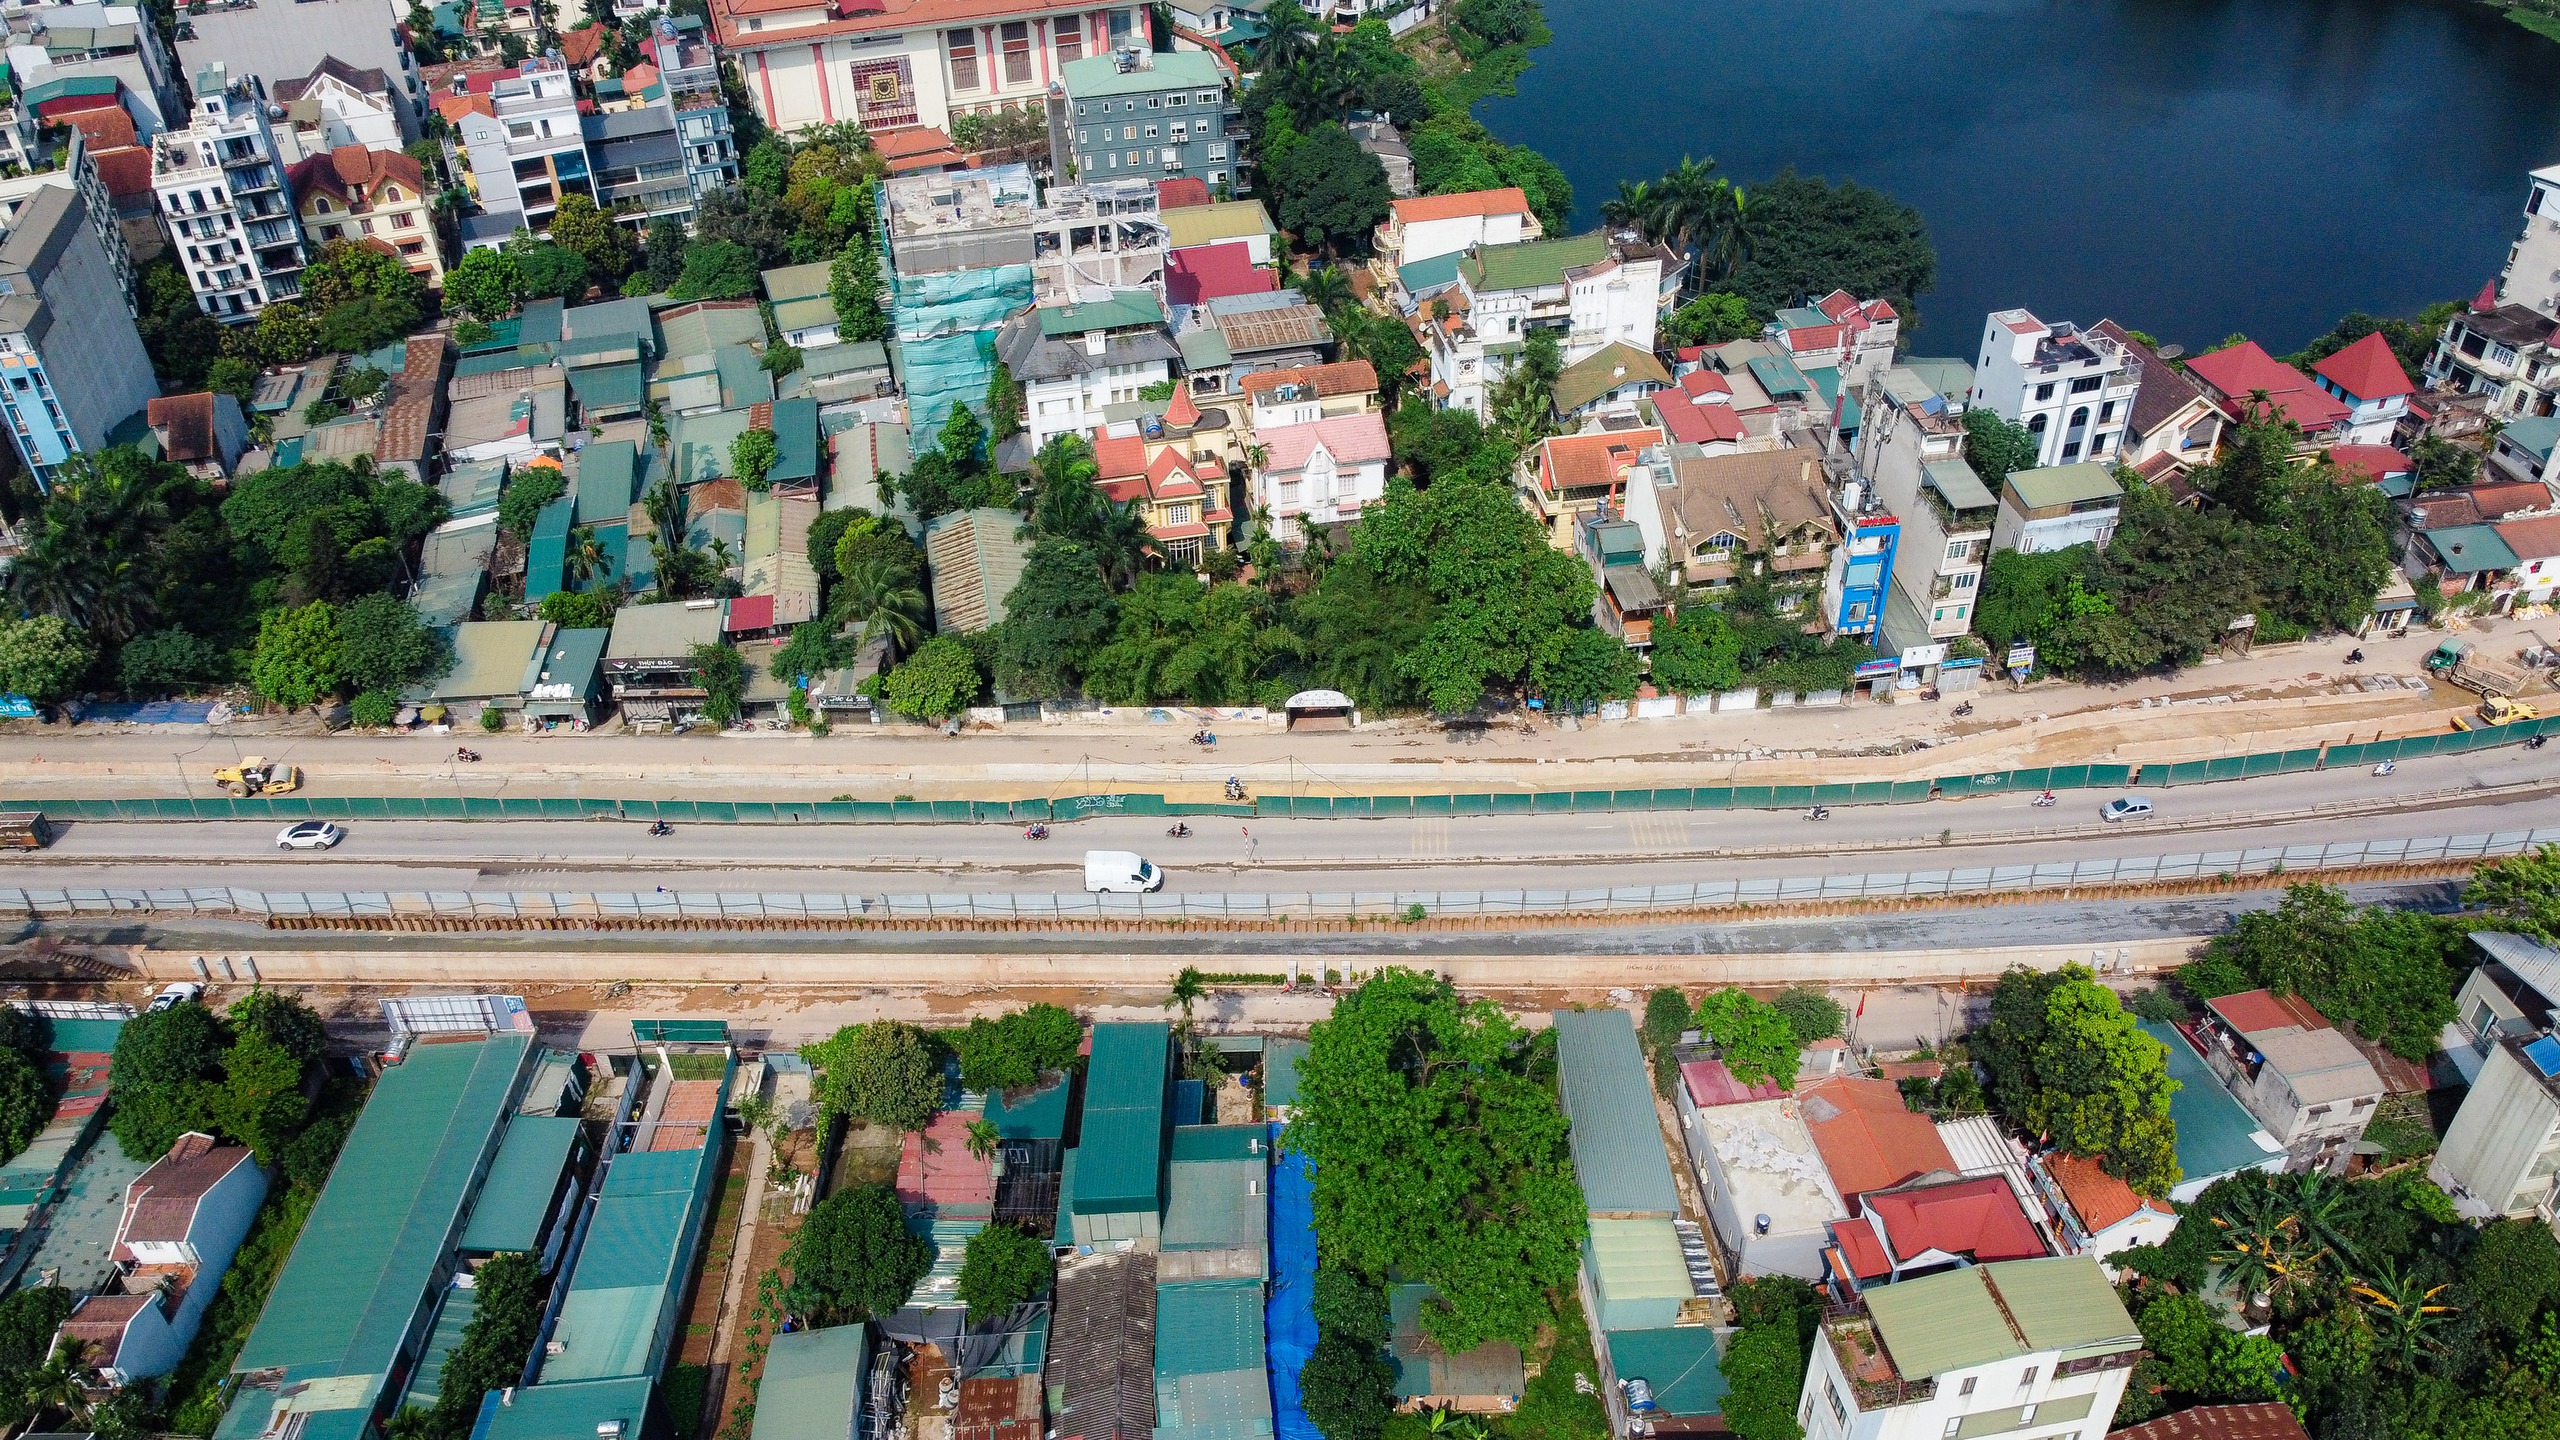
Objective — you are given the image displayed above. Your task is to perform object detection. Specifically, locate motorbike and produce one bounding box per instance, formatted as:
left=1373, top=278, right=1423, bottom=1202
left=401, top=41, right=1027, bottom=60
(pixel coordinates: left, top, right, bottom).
left=1224, top=777, right=1246, bottom=801
left=647, top=821, right=672, bottom=837
left=1952, top=701, right=1974, bottom=717
left=1920, top=687, right=1942, bottom=702
left=2373, top=761, right=2397, bottom=777
left=2032, top=792, right=2058, bottom=808
left=1192, top=730, right=1218, bottom=748
left=2346, top=648, right=2366, bottom=664
left=1806, top=806, right=1831, bottom=821
left=2530, top=734, right=2550, bottom=750
left=454, top=747, right=481, bottom=762
left=1167, top=823, right=1192, bottom=838
left=1025, top=823, right=1050, bottom=840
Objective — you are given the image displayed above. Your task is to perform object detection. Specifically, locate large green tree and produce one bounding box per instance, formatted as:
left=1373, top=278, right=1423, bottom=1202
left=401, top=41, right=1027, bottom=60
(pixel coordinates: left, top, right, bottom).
left=2185, top=883, right=2458, bottom=1061
left=1693, top=988, right=1799, bottom=1088
left=1285, top=968, right=1585, bottom=1352
left=1719, top=170, right=1936, bottom=323
left=337, top=592, right=448, bottom=695
left=784, top=1183, right=931, bottom=1324
left=807, top=1020, right=942, bottom=1132
left=995, top=541, right=1117, bottom=698
left=954, top=1222, right=1053, bottom=1315
left=0, top=617, right=95, bottom=704
left=1265, top=123, right=1393, bottom=256
left=249, top=602, right=342, bottom=709
left=1973, top=964, right=2181, bottom=1197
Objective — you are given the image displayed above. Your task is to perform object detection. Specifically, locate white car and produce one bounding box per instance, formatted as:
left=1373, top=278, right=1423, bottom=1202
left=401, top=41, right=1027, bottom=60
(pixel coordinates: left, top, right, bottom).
left=1084, top=850, right=1163, bottom=893
left=276, top=821, right=345, bottom=851
left=149, top=982, right=202, bottom=1012
left=2099, top=796, right=2155, bottom=823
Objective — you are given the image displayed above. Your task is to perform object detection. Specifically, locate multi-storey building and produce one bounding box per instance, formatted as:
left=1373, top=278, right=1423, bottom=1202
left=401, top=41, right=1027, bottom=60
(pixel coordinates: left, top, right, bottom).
left=150, top=65, right=307, bottom=321
left=2089, top=320, right=2223, bottom=480
left=2190, top=989, right=2385, bottom=1176
left=1059, top=48, right=1237, bottom=192
left=1798, top=1258, right=2140, bottom=1440
left=2425, top=296, right=2559, bottom=422
left=270, top=56, right=409, bottom=159
left=2434, top=1029, right=2560, bottom=1228
left=641, top=16, right=740, bottom=203
left=2492, top=161, right=2560, bottom=321
left=992, top=289, right=1178, bottom=451
left=1990, top=462, right=2122, bottom=557
left=0, top=126, right=137, bottom=303
left=1968, top=309, right=2140, bottom=467
left=0, top=185, right=159, bottom=487
left=1424, top=232, right=1680, bottom=418
left=173, top=0, right=424, bottom=144
left=455, top=55, right=589, bottom=242
left=1851, top=361, right=1993, bottom=642
left=288, top=145, right=442, bottom=288
left=712, top=0, right=1150, bottom=139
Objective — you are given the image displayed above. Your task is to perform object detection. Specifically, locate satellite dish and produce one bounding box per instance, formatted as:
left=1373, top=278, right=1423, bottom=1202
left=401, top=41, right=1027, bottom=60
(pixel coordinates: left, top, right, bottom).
left=2156, top=343, right=2186, bottom=362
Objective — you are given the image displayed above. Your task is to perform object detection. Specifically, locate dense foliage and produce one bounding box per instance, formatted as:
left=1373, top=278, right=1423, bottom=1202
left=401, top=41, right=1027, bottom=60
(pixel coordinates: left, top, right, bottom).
left=783, top=1183, right=931, bottom=1324
left=1693, top=988, right=1800, bottom=1088
left=807, top=1020, right=942, bottom=1132
left=1286, top=968, right=1585, bottom=1351
left=0, top=1011, right=54, bottom=1168
left=954, top=1222, right=1053, bottom=1315
left=109, top=993, right=330, bottom=1164
left=417, top=1250, right=546, bottom=1440
left=1973, top=965, right=2181, bottom=1197
left=947, top=1004, right=1083, bottom=1093
left=2184, top=883, right=2460, bottom=1059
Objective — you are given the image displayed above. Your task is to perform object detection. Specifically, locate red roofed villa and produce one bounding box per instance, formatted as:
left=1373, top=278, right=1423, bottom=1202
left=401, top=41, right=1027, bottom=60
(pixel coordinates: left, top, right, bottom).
left=1376, top=185, right=1542, bottom=269
left=2311, top=331, right=2417, bottom=445
left=2185, top=340, right=2351, bottom=440
left=58, top=1133, right=267, bottom=1386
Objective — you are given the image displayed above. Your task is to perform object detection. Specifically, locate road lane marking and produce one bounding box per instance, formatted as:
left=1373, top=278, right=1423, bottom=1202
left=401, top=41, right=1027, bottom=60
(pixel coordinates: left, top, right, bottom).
left=1631, top=814, right=1689, bottom=850
left=1412, top=818, right=1450, bottom=857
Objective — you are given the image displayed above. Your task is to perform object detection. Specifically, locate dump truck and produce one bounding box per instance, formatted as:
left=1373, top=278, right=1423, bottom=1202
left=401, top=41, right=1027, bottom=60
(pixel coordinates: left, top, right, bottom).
left=2427, top=640, right=2531, bottom=698
left=213, top=757, right=302, bottom=797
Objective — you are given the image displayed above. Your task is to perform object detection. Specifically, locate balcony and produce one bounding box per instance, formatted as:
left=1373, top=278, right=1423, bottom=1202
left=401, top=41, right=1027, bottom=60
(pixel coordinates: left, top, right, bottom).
left=1825, top=1315, right=1936, bottom=1410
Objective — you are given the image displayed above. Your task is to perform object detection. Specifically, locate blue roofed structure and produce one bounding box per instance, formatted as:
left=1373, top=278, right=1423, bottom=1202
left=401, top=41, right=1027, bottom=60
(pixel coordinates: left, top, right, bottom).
left=1600, top=1326, right=1725, bottom=1423
left=1152, top=1279, right=1271, bottom=1440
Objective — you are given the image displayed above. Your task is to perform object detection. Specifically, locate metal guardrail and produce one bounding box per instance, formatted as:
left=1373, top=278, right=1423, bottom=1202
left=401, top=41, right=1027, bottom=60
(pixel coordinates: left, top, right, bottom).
left=7, top=828, right=2550, bottom=924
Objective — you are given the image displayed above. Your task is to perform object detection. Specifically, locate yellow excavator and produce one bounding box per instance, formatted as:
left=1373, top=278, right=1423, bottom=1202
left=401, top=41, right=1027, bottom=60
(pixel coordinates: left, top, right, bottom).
left=212, top=757, right=303, bottom=796
left=2480, top=694, right=2541, bottom=726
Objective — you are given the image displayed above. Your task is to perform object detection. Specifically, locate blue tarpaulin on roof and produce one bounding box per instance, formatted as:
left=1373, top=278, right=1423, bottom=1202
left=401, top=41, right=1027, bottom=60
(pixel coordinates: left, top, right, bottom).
left=1266, top=1130, right=1319, bottom=1440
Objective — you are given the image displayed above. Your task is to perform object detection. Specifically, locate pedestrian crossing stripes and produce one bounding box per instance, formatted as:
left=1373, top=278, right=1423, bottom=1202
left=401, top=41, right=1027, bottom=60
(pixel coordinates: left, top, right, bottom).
left=1411, top=817, right=1451, bottom=857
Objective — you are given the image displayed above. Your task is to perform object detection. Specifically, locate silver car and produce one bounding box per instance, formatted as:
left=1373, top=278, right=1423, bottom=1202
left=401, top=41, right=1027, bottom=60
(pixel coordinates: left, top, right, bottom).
left=276, top=821, right=345, bottom=851
left=2100, top=796, right=2155, bottom=823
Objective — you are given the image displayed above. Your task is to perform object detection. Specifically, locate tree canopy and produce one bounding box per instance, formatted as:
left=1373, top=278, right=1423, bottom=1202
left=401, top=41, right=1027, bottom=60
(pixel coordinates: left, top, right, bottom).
left=1285, top=968, right=1585, bottom=1351
left=807, top=1020, right=942, bottom=1132
left=1973, top=965, right=2180, bottom=1197
left=783, top=1183, right=931, bottom=1324
left=1694, top=988, right=1800, bottom=1088
left=2184, top=883, right=2459, bottom=1060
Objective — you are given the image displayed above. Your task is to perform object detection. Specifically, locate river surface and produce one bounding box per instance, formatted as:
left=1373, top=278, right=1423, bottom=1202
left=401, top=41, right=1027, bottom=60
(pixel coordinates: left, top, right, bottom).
left=1476, top=0, right=2560, bottom=352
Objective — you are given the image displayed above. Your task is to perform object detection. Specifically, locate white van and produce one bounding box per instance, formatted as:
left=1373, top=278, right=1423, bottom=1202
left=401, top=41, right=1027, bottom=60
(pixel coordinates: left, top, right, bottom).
left=1085, top=850, right=1163, bottom=893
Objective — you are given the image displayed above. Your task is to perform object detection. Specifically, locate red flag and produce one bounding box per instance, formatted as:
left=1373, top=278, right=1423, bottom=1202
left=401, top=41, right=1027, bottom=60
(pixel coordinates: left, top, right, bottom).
left=1854, top=992, right=1866, bottom=1018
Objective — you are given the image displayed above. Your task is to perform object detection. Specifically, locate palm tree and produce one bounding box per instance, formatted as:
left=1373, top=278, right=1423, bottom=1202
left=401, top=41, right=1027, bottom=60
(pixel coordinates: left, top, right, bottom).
left=2207, top=1182, right=2322, bottom=1313
left=562, top=524, right=609, bottom=590
left=6, top=452, right=165, bottom=645
left=1255, top=0, right=1320, bottom=64
left=835, top=553, right=929, bottom=659
left=1702, top=183, right=1758, bottom=286
left=1293, top=264, right=1356, bottom=320
left=1026, top=434, right=1105, bottom=537
left=1600, top=180, right=1659, bottom=241
left=22, top=1338, right=91, bottom=1428
left=643, top=479, right=693, bottom=599
left=1650, top=157, right=1725, bottom=289
left=1164, top=966, right=1207, bottom=1023
left=1087, top=496, right=1156, bottom=592
left=965, top=1117, right=1001, bottom=1162
left=2353, top=1260, right=2457, bottom=1371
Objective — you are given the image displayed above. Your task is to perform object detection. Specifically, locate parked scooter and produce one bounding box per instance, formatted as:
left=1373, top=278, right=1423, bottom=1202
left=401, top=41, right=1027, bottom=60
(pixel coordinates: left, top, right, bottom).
left=454, top=747, right=481, bottom=762
left=1192, top=730, right=1218, bottom=748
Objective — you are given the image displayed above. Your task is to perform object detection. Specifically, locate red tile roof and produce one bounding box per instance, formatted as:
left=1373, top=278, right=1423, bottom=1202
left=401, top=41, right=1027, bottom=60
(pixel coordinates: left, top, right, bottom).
left=1156, top=178, right=1212, bottom=211
left=724, top=595, right=776, bottom=633
left=2469, top=480, right=2556, bottom=519
left=558, top=22, right=606, bottom=64
left=1240, top=360, right=1379, bottom=403
left=1093, top=431, right=1148, bottom=481
left=148, top=393, right=219, bottom=464
left=65, top=104, right=137, bottom=151
left=119, top=1132, right=255, bottom=1253
left=876, top=125, right=962, bottom=173
left=1161, top=386, right=1201, bottom=429
left=2185, top=341, right=2350, bottom=430
left=1390, top=187, right=1530, bottom=225
left=1799, top=1076, right=1955, bottom=1201
left=2107, top=1403, right=2311, bottom=1440
left=1831, top=1223, right=1890, bottom=1280
left=2313, top=331, right=2415, bottom=403
left=1680, top=1058, right=1785, bottom=1108
left=435, top=92, right=496, bottom=122
left=1535, top=429, right=1661, bottom=497
left=2325, top=443, right=2410, bottom=481
left=90, top=144, right=153, bottom=200
left=1862, top=1175, right=2046, bottom=1262
left=2207, top=988, right=2330, bottom=1037
left=1679, top=369, right=1732, bottom=399
left=1165, top=242, right=1274, bottom=309
left=1654, top=390, right=1744, bottom=446
left=2494, top=513, right=2560, bottom=561
left=2049, top=1151, right=2168, bottom=1234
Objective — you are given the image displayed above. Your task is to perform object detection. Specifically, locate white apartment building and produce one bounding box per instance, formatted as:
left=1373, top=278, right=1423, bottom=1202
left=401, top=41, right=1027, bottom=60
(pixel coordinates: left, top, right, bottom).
left=1990, top=462, right=2123, bottom=557
left=1799, top=1259, right=2140, bottom=1440
left=712, top=0, right=1150, bottom=138
left=271, top=58, right=408, bottom=160
left=1969, top=309, right=2140, bottom=467
left=2426, top=167, right=2560, bottom=422
left=1425, top=231, right=1679, bottom=418
left=1853, top=362, right=1994, bottom=641
left=991, top=290, right=1179, bottom=451
left=455, top=56, right=590, bottom=243
left=2432, top=932, right=2560, bottom=1222
left=2496, top=161, right=2560, bottom=321
left=151, top=65, right=307, bottom=321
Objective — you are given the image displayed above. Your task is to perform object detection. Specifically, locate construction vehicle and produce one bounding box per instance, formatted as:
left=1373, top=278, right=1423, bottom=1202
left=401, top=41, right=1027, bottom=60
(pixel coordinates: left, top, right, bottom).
left=2481, top=694, right=2541, bottom=726
left=213, top=757, right=302, bottom=797
left=2427, top=640, right=2531, bottom=698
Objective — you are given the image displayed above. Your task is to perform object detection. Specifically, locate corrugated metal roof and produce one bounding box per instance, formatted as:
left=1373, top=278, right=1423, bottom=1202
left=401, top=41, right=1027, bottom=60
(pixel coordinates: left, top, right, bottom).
left=1152, top=1278, right=1264, bottom=1378
left=1160, top=1156, right=1265, bottom=1260
left=475, top=1374, right=657, bottom=1440
left=1551, top=1009, right=1678, bottom=1216
left=459, top=1114, right=581, bottom=1252
left=1263, top=1040, right=1305, bottom=1108
left=986, top=1077, right=1069, bottom=1139
left=750, top=1323, right=869, bottom=1440
left=1051, top=1250, right=1156, bottom=1440
left=1585, top=1219, right=1690, bottom=1306
left=1153, top=1366, right=1272, bottom=1440
left=1073, top=1023, right=1168, bottom=1214
left=2139, top=1022, right=2278, bottom=1185
left=232, top=1034, right=533, bottom=1384
left=1604, top=1326, right=1725, bottom=1419
left=1981, top=1257, right=2138, bottom=1357
left=1387, top=1284, right=1523, bottom=1402
left=1860, top=1264, right=2026, bottom=1379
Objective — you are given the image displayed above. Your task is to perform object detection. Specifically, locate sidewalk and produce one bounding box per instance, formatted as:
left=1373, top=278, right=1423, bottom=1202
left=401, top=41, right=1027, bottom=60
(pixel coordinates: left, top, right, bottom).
left=0, top=622, right=2536, bottom=802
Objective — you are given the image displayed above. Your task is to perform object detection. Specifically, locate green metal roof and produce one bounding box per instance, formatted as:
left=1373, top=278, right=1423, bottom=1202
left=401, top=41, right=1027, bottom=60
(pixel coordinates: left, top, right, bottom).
left=2426, top=523, right=2520, bottom=575
left=1980, top=1258, right=2139, bottom=1359
left=1551, top=1009, right=1676, bottom=1217
left=524, top=495, right=574, bottom=598
left=1061, top=49, right=1225, bottom=100
left=1169, top=1125, right=1262, bottom=1163
left=1774, top=305, right=1829, bottom=330
left=985, top=1076, right=1070, bottom=1139
left=1585, top=1219, right=1689, bottom=1306
left=761, top=261, right=833, bottom=305
left=40, top=1018, right=124, bottom=1054
left=1152, top=1278, right=1263, bottom=1377
left=1161, top=1157, right=1266, bottom=1258
left=1264, top=1039, right=1306, bottom=1108
left=1072, top=1022, right=1168, bottom=1215
left=577, top=441, right=639, bottom=525
left=1397, top=254, right=1461, bottom=294
left=673, top=408, right=753, bottom=485
left=1744, top=353, right=1811, bottom=399
left=2502, top=415, right=2560, bottom=463
left=230, top=1034, right=533, bottom=1401
left=750, top=1324, right=869, bottom=1440
left=395, top=1281, right=476, bottom=1413
left=568, top=363, right=646, bottom=416
left=1923, top=458, right=1997, bottom=512
left=459, top=1115, right=581, bottom=1253
left=461, top=317, right=523, bottom=354
left=521, top=299, right=566, bottom=346
left=1155, top=1367, right=1272, bottom=1440
left=455, top=347, right=553, bottom=379
left=717, top=345, right=775, bottom=410
left=1178, top=328, right=1231, bottom=370
left=2137, top=1021, right=2275, bottom=1186
left=1038, top=291, right=1165, bottom=337
left=1860, top=1265, right=2026, bottom=1380
left=1604, top=1326, right=1725, bottom=1418
left=1388, top=1285, right=1523, bottom=1402
left=769, top=396, right=820, bottom=484
left=2005, top=462, right=2124, bottom=510
left=1464, top=232, right=1609, bottom=294
left=474, top=1374, right=659, bottom=1440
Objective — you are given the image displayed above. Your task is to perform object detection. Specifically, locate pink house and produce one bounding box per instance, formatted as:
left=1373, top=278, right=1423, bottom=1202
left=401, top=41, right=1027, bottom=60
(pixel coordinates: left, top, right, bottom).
left=1252, top=412, right=1391, bottom=542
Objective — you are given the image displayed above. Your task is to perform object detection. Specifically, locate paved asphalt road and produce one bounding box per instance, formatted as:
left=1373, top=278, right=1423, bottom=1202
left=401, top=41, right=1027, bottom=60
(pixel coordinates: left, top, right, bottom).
left=4, top=740, right=2552, bottom=895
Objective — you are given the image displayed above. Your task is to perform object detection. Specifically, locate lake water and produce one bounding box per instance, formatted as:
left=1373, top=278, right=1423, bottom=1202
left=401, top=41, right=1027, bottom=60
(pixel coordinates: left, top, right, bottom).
left=1476, top=0, right=2560, bottom=352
